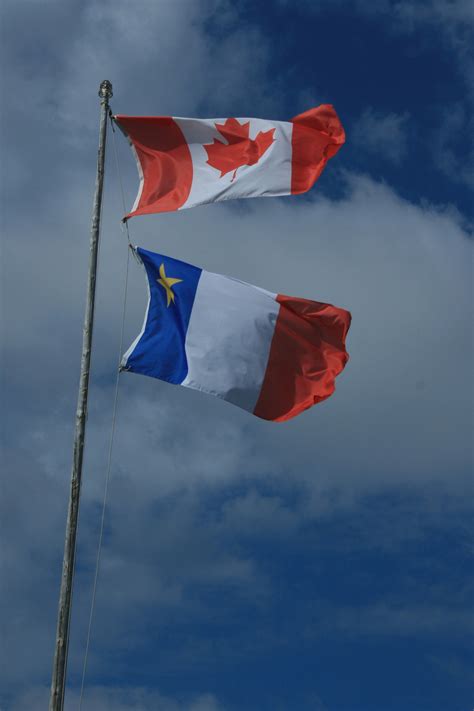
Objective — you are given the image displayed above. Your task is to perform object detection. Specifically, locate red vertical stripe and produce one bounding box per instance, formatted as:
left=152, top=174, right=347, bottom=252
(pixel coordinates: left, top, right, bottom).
left=291, top=104, right=345, bottom=195
left=254, top=295, right=351, bottom=422
left=115, top=116, right=193, bottom=218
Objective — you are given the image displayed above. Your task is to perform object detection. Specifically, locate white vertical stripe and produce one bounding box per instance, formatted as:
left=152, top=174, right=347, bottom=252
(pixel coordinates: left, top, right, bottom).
left=181, top=271, right=279, bottom=413
left=129, top=142, right=145, bottom=215
left=120, top=256, right=150, bottom=368
left=115, top=119, right=145, bottom=216
left=174, top=117, right=293, bottom=210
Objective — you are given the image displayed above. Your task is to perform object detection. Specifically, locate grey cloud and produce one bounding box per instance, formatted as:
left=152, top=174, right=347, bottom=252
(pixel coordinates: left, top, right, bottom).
left=286, top=0, right=474, bottom=29
left=388, top=0, right=474, bottom=32
left=310, top=601, right=473, bottom=639
left=1, top=0, right=472, bottom=708
left=9, top=686, right=224, bottom=711
left=431, top=102, right=474, bottom=190
left=352, top=108, right=410, bottom=164
left=3, top=174, right=471, bottom=700
left=2, top=169, right=472, bottom=695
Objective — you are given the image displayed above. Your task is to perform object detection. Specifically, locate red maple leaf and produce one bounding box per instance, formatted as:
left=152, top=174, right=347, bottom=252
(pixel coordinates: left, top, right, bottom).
left=204, top=118, right=276, bottom=181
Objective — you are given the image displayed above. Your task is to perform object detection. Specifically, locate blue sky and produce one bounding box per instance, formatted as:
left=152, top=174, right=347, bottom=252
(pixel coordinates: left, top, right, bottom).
left=1, top=1, right=472, bottom=710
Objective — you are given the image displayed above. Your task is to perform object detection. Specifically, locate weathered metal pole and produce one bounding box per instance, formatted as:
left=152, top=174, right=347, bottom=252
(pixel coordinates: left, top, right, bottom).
left=49, top=79, right=113, bottom=711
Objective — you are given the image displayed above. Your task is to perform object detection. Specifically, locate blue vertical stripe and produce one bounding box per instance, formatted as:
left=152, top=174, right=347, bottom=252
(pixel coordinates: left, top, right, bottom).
left=124, top=247, right=202, bottom=384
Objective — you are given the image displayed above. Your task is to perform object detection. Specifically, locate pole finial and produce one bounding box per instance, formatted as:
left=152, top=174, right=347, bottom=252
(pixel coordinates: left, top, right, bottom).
left=99, top=80, right=113, bottom=100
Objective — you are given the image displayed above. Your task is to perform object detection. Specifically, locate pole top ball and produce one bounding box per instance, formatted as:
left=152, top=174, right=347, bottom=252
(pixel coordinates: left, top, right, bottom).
left=99, top=80, right=113, bottom=99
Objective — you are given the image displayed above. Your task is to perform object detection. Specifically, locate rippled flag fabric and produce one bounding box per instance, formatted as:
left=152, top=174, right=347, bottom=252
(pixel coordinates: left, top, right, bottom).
left=115, top=105, right=345, bottom=219
left=121, top=248, right=351, bottom=422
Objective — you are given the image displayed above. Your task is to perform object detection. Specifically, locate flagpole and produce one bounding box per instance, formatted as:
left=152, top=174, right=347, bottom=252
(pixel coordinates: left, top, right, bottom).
left=49, top=79, right=113, bottom=711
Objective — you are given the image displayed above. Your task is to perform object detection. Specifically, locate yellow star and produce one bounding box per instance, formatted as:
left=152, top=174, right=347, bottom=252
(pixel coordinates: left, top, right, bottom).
left=157, top=263, right=183, bottom=307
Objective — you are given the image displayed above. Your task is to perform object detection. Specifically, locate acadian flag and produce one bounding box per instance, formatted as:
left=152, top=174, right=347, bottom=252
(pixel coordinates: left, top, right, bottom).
left=115, top=105, right=345, bottom=219
left=121, top=248, right=351, bottom=422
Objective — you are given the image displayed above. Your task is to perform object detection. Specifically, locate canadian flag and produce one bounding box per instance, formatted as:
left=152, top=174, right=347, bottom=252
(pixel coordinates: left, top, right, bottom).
left=115, top=105, right=345, bottom=219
